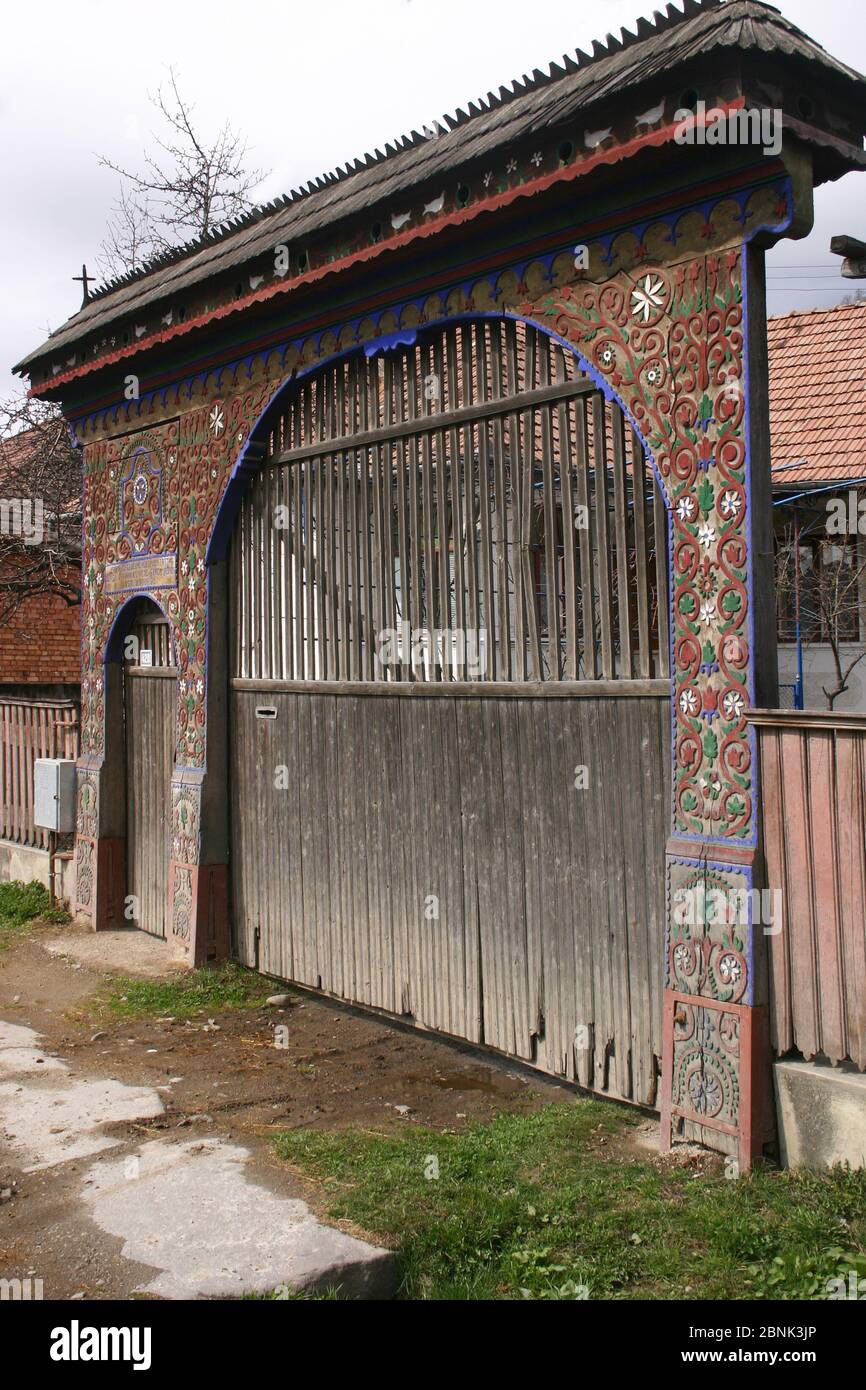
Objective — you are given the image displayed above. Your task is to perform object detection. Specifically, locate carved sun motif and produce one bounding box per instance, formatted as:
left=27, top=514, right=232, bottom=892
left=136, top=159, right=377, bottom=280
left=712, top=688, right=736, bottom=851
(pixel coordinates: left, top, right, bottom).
left=630, top=274, right=666, bottom=322
left=208, top=403, right=226, bottom=438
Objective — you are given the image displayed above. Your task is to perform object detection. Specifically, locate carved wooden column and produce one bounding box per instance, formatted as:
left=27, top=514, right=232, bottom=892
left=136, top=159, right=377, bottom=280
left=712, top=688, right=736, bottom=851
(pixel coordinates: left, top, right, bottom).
left=521, top=181, right=790, bottom=1166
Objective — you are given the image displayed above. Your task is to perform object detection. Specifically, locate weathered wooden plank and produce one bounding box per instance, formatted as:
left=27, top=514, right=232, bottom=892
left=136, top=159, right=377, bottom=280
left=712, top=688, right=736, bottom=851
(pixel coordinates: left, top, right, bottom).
left=835, top=733, right=866, bottom=1069
left=231, top=676, right=670, bottom=698
left=780, top=727, right=820, bottom=1059
left=592, top=395, right=615, bottom=679
left=611, top=408, right=633, bottom=679
left=631, top=433, right=652, bottom=680
left=572, top=398, right=596, bottom=680
left=760, top=727, right=792, bottom=1055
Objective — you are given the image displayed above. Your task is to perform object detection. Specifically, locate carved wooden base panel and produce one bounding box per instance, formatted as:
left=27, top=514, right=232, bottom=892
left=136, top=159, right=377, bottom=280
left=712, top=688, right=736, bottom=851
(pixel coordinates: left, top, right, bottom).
left=75, top=837, right=124, bottom=932
left=660, top=992, right=772, bottom=1172
left=168, top=861, right=228, bottom=965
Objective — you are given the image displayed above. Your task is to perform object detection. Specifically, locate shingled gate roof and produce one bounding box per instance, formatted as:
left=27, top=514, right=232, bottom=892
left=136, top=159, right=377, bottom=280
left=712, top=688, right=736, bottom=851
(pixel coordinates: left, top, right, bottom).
left=769, top=298, right=866, bottom=488
left=14, top=0, right=866, bottom=379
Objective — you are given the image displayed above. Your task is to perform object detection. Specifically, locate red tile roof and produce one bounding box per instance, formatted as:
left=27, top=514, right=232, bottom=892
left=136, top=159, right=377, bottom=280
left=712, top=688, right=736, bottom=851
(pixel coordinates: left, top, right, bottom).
left=769, top=298, right=866, bottom=489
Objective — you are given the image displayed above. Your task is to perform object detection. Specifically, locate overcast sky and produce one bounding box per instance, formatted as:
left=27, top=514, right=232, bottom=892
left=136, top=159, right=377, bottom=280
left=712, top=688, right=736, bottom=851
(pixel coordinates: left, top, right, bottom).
left=2, top=0, right=864, bottom=402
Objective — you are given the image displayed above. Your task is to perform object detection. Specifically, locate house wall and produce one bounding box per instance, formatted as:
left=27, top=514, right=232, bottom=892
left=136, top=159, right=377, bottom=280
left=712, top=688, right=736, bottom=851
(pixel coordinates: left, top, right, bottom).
left=779, top=642, right=866, bottom=712
left=0, top=562, right=80, bottom=685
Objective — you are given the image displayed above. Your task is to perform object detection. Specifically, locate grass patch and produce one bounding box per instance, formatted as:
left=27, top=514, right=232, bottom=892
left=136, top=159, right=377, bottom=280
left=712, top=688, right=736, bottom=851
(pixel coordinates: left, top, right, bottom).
left=273, top=1103, right=866, bottom=1301
left=0, top=879, right=68, bottom=948
left=96, top=962, right=281, bottom=1020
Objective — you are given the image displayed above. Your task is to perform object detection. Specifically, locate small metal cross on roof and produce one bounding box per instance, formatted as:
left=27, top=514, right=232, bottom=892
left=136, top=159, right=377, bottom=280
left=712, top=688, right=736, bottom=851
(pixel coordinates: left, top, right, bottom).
left=72, top=264, right=94, bottom=307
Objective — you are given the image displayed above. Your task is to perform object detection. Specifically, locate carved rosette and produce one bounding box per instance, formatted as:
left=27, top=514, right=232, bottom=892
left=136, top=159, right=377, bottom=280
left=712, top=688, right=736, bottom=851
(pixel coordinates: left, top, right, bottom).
left=670, top=1001, right=741, bottom=1128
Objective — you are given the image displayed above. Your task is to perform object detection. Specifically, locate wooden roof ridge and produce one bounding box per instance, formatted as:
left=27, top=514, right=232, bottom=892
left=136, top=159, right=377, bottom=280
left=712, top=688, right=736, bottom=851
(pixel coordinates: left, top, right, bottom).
left=51, top=0, right=722, bottom=309
left=16, top=0, right=866, bottom=378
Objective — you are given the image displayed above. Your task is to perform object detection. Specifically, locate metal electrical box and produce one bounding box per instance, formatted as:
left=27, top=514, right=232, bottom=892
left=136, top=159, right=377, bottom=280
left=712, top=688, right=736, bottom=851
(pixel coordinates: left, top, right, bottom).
left=34, top=759, right=77, bottom=833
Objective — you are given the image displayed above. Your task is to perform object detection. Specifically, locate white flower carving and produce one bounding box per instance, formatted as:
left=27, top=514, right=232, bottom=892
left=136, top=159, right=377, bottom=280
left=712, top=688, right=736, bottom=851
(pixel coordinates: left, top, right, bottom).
left=700, top=600, right=717, bottom=626
left=720, top=490, right=742, bottom=518
left=722, top=690, right=745, bottom=720
left=677, top=495, right=696, bottom=521
left=680, top=688, right=699, bottom=715
left=208, top=404, right=225, bottom=437
left=630, top=274, right=665, bottom=322
left=698, top=521, right=716, bottom=550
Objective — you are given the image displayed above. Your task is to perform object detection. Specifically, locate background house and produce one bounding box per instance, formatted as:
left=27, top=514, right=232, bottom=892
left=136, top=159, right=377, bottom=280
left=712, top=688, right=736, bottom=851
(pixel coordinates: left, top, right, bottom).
left=0, top=425, right=80, bottom=885
left=769, top=297, right=866, bottom=711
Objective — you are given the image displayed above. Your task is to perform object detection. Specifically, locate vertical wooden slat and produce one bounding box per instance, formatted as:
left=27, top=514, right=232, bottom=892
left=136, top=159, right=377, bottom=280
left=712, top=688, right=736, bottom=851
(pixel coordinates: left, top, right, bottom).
left=490, top=322, right=511, bottom=680
left=555, top=352, right=578, bottom=680
left=837, top=731, right=866, bottom=1069
left=421, top=341, right=440, bottom=679
left=360, top=361, right=376, bottom=681
left=406, top=351, right=423, bottom=677
left=446, top=326, right=466, bottom=679
left=292, top=403, right=304, bottom=680
left=573, top=398, right=596, bottom=680
left=761, top=727, right=792, bottom=1055
left=461, top=326, right=480, bottom=677
left=475, top=327, right=495, bottom=682
left=652, top=476, right=670, bottom=678
left=504, top=322, right=526, bottom=680
left=538, top=344, right=561, bottom=679
left=393, top=362, right=411, bottom=680
left=381, top=356, right=397, bottom=676
left=809, top=732, right=846, bottom=1062
left=631, top=431, right=652, bottom=680
left=780, top=727, right=821, bottom=1059
left=592, top=394, right=615, bottom=679
left=611, top=407, right=633, bottom=679
left=314, top=384, right=327, bottom=682
left=520, top=328, right=542, bottom=679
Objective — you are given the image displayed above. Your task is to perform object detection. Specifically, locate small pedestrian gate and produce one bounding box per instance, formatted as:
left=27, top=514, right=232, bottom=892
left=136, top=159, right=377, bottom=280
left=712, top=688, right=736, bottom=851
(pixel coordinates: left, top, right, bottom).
left=124, top=605, right=176, bottom=939
left=228, top=318, right=671, bottom=1102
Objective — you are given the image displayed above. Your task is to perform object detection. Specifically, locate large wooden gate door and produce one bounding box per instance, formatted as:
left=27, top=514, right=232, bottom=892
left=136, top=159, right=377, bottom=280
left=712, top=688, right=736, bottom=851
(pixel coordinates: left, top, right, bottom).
left=229, top=319, right=671, bottom=1102
left=124, top=607, right=176, bottom=939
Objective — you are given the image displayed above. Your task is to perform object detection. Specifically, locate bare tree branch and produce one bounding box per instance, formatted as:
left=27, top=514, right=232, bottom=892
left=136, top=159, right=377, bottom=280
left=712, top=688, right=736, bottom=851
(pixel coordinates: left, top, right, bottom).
left=96, top=66, right=270, bottom=278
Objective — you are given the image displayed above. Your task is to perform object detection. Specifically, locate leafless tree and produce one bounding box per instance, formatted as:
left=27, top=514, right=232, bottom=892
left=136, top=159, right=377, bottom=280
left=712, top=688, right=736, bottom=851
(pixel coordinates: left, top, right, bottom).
left=776, top=516, right=866, bottom=709
left=96, top=67, right=270, bottom=278
left=0, top=395, right=81, bottom=628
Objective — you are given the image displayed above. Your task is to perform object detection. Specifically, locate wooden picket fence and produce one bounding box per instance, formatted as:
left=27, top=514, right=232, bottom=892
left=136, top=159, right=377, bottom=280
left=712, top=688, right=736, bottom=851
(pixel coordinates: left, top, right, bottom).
left=752, top=708, right=866, bottom=1072
left=0, top=695, right=79, bottom=850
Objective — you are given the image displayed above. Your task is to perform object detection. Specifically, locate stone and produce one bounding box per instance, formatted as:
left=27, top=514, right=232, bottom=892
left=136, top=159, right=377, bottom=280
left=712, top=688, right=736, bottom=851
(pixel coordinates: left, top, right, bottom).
left=774, top=1059, right=866, bottom=1170
left=83, top=1138, right=398, bottom=1300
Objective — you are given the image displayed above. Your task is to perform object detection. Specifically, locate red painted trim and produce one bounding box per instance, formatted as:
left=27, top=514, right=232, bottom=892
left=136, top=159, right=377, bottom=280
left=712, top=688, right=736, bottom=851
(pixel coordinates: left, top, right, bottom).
left=30, top=102, right=750, bottom=399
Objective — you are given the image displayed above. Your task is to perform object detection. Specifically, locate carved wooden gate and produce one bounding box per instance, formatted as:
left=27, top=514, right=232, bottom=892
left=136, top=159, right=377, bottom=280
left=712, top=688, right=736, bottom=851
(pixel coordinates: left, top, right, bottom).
left=124, top=607, right=176, bottom=939
left=228, top=319, right=671, bottom=1101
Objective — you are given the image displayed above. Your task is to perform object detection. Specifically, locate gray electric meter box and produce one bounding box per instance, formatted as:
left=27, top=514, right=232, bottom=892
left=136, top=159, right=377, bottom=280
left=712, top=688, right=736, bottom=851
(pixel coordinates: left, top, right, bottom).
left=34, top=759, right=77, bottom=833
